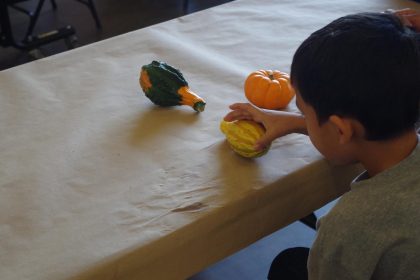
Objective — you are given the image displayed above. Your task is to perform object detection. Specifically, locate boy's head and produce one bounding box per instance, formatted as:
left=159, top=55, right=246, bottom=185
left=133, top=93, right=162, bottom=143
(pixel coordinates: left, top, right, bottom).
left=291, top=12, right=420, bottom=143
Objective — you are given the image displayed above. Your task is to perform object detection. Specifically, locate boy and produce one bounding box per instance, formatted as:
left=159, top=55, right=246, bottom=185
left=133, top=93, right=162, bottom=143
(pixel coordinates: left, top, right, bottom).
left=224, top=10, right=420, bottom=280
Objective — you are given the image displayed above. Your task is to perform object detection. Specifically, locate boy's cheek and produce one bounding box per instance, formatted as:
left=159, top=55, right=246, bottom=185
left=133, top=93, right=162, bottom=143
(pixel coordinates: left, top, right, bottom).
left=322, top=151, right=359, bottom=166
left=307, top=134, right=330, bottom=159
left=307, top=132, right=353, bottom=165
left=326, top=157, right=354, bottom=166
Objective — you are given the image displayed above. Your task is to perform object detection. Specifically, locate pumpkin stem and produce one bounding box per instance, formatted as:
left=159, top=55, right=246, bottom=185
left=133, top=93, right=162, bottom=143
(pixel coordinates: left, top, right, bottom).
left=268, top=74, right=274, bottom=80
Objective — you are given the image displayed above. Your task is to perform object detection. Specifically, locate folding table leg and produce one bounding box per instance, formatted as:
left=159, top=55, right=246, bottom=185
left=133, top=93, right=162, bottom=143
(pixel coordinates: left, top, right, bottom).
left=299, top=212, right=317, bottom=230
left=50, top=0, right=57, bottom=10
left=183, top=0, right=189, bottom=14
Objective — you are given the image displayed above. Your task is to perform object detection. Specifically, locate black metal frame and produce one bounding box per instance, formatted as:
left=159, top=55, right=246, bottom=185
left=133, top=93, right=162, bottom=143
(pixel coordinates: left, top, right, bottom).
left=9, top=0, right=45, bottom=41
left=49, top=0, right=102, bottom=29
left=1, top=0, right=76, bottom=51
left=183, top=0, right=189, bottom=14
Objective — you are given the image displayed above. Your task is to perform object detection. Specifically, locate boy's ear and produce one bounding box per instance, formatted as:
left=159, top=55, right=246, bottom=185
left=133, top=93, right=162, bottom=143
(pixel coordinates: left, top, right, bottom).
left=328, top=115, right=355, bottom=144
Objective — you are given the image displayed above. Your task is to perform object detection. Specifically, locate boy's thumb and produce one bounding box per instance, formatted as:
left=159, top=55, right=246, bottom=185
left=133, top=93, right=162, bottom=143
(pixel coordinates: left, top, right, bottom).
left=255, top=133, right=275, bottom=151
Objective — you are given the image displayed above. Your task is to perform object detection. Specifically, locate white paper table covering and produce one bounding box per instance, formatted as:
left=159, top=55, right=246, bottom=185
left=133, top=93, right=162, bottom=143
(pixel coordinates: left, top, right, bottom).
left=1, top=0, right=417, bottom=279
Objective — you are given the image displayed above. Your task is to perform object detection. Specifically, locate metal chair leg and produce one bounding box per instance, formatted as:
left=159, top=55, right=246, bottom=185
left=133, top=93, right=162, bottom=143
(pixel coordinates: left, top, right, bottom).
left=1, top=1, right=77, bottom=53
left=183, top=0, right=189, bottom=14
left=75, top=0, right=102, bottom=29
left=24, top=0, right=46, bottom=39
left=9, top=0, right=47, bottom=40
left=50, top=0, right=57, bottom=10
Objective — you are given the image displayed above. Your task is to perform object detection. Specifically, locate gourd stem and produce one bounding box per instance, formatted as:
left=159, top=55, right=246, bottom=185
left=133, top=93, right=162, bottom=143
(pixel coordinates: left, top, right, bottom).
left=193, top=101, right=206, bottom=112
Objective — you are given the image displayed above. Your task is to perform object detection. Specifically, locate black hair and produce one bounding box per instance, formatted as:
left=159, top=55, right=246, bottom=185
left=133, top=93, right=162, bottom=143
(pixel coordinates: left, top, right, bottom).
left=291, top=12, right=420, bottom=140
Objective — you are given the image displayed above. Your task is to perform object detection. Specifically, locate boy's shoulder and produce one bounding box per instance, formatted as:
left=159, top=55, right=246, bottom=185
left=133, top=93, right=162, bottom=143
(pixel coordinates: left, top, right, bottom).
left=321, top=136, right=420, bottom=236
left=313, top=142, right=420, bottom=278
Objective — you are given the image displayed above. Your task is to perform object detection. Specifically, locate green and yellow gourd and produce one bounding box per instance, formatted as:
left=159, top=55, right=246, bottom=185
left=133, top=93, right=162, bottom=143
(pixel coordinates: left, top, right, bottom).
left=220, top=120, right=270, bottom=158
left=140, top=61, right=206, bottom=112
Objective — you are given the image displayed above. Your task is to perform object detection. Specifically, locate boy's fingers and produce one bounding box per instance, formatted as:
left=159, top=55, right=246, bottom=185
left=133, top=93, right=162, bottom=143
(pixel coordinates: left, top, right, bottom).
left=223, top=110, right=252, bottom=121
left=228, top=103, right=249, bottom=110
left=255, top=132, right=276, bottom=151
left=225, top=103, right=261, bottom=122
left=228, top=103, right=259, bottom=114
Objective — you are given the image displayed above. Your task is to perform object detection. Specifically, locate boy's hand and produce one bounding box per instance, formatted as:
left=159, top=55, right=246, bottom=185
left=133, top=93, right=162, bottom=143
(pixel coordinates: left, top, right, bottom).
left=393, top=8, right=420, bottom=32
left=223, top=103, right=307, bottom=151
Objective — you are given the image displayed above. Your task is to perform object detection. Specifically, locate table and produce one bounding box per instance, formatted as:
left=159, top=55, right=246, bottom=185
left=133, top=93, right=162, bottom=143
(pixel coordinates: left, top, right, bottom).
left=1, top=0, right=417, bottom=279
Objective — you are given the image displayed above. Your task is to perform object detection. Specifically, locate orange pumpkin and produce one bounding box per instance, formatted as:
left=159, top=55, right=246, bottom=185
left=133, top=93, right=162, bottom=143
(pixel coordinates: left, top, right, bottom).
left=244, top=70, right=295, bottom=110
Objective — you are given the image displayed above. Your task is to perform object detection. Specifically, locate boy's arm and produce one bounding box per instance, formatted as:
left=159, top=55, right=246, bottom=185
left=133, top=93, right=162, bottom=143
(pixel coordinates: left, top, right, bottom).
left=223, top=103, right=307, bottom=150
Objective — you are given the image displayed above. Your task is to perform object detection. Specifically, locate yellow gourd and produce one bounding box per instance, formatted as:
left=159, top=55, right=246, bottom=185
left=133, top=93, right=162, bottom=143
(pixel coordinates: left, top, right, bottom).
left=220, top=120, right=270, bottom=158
